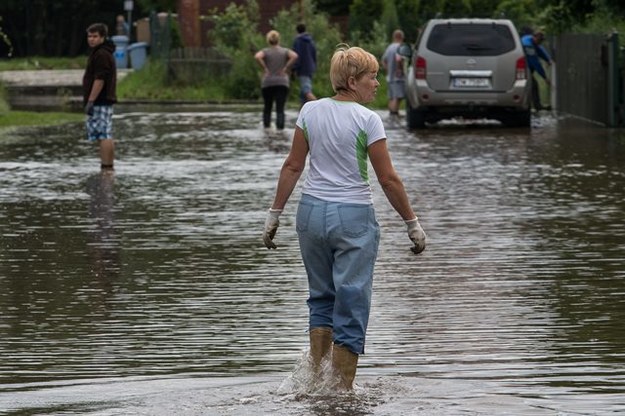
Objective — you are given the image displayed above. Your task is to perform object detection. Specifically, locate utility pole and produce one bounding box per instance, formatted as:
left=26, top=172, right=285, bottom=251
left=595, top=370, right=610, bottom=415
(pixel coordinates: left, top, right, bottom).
left=124, top=0, right=134, bottom=40
left=177, top=0, right=201, bottom=47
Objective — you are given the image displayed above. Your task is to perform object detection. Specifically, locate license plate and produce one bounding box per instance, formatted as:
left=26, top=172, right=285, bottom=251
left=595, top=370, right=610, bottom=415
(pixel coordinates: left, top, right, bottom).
left=452, top=77, right=490, bottom=88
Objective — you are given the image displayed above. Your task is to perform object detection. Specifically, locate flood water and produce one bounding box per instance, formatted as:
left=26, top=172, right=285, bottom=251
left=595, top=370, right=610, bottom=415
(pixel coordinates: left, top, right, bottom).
left=1, top=106, right=625, bottom=415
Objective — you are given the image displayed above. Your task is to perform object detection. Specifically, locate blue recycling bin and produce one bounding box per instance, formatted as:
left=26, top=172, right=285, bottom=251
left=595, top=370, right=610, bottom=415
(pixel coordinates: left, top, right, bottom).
left=111, top=35, right=129, bottom=69
left=128, top=42, right=148, bottom=70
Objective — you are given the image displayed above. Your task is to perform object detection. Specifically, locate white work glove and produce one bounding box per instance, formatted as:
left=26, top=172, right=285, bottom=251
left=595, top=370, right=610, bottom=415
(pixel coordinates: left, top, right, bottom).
left=405, top=218, right=426, bottom=254
left=262, top=208, right=282, bottom=249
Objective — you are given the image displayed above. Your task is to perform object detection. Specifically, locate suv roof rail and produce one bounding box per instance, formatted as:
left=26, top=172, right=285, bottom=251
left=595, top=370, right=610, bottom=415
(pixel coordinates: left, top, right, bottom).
left=431, top=13, right=508, bottom=20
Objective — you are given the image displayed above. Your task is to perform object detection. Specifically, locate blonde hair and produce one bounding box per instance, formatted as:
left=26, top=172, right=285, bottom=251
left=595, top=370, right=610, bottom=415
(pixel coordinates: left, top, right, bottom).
left=266, top=30, right=280, bottom=46
left=330, top=44, right=379, bottom=92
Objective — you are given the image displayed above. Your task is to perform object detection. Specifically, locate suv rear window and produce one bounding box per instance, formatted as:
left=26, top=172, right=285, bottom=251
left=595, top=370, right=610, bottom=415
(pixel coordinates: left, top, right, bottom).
left=426, top=23, right=516, bottom=56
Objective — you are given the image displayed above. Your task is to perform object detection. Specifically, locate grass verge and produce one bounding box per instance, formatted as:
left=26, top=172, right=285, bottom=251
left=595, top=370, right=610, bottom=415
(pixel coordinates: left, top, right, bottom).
left=0, top=111, right=83, bottom=128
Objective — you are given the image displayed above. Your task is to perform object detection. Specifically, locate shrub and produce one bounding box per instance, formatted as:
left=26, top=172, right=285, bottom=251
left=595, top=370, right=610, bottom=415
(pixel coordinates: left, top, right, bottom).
left=207, top=0, right=264, bottom=100
left=0, top=82, right=9, bottom=113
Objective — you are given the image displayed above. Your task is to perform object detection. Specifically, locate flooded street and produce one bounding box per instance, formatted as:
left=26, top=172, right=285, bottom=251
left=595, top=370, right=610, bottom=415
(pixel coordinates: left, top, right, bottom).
left=1, top=106, right=625, bottom=415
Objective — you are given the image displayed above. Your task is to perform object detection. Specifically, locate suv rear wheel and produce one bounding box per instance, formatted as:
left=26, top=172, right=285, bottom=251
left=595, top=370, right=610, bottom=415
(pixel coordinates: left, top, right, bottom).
left=407, top=102, right=426, bottom=129
left=500, top=110, right=531, bottom=127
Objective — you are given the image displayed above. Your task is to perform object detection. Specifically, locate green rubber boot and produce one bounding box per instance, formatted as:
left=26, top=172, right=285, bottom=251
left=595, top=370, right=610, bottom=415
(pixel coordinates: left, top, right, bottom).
left=309, top=327, right=333, bottom=372
left=332, top=344, right=359, bottom=390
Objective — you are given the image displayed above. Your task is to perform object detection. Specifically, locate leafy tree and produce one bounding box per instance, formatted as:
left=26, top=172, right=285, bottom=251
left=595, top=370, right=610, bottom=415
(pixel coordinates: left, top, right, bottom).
left=381, top=0, right=400, bottom=39
left=349, top=0, right=423, bottom=43
left=350, top=20, right=389, bottom=59
left=349, top=0, right=384, bottom=40
left=604, top=0, right=625, bottom=16
left=569, top=0, right=625, bottom=35
left=207, top=0, right=264, bottom=99
left=0, top=16, right=12, bottom=58
left=395, top=0, right=424, bottom=42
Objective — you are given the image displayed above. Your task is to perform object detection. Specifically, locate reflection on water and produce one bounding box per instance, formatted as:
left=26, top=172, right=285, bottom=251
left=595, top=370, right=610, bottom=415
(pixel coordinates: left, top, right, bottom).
left=1, top=108, right=625, bottom=414
left=86, top=170, right=119, bottom=291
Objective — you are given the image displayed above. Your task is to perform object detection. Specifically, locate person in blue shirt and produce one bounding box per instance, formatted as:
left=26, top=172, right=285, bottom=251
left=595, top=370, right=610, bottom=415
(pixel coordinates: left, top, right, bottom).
left=521, top=30, right=553, bottom=111
left=292, top=24, right=317, bottom=105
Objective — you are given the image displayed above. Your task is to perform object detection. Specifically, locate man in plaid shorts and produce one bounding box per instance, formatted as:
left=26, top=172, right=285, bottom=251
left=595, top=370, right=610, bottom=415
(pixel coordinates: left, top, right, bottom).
left=83, top=23, right=117, bottom=170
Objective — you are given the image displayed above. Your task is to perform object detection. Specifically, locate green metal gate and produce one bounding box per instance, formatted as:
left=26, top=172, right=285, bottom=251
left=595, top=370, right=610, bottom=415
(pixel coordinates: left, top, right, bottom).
left=555, top=32, right=624, bottom=127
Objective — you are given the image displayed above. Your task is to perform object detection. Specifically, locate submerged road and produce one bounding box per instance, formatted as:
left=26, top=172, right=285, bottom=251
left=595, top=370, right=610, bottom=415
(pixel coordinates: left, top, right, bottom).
left=0, top=105, right=624, bottom=415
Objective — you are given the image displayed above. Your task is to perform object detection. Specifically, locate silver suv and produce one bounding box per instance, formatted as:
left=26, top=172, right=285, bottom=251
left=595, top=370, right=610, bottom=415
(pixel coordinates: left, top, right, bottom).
left=400, top=18, right=531, bottom=128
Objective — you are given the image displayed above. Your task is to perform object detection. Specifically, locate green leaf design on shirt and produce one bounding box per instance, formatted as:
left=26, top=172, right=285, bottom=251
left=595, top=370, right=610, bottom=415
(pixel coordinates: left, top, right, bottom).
left=356, top=130, right=369, bottom=182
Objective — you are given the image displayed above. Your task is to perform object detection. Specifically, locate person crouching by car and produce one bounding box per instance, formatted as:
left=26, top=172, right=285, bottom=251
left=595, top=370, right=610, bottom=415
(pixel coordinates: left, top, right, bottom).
left=521, top=30, right=553, bottom=111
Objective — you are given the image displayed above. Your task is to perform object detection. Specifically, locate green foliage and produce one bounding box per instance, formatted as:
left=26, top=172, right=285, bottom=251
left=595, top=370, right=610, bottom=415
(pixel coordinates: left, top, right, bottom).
left=226, top=53, right=262, bottom=100
left=0, top=110, right=83, bottom=127
left=0, top=15, right=13, bottom=57
left=0, top=82, right=9, bottom=113
left=350, top=20, right=389, bottom=59
left=117, top=59, right=226, bottom=101
left=207, top=0, right=263, bottom=99
left=349, top=0, right=426, bottom=44
left=568, top=1, right=625, bottom=35
left=381, top=0, right=400, bottom=39
left=208, top=1, right=261, bottom=50
left=395, top=0, right=424, bottom=42
left=494, top=0, right=537, bottom=31
left=349, top=0, right=384, bottom=41
left=117, top=60, right=166, bottom=99
left=543, top=3, right=572, bottom=34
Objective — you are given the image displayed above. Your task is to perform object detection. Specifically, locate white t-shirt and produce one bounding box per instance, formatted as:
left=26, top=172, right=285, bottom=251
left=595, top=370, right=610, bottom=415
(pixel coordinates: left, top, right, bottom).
left=296, top=98, right=386, bottom=204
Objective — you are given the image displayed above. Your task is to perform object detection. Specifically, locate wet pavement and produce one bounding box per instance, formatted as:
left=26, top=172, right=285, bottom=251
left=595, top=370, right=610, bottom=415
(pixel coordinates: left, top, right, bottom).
left=1, top=107, right=625, bottom=415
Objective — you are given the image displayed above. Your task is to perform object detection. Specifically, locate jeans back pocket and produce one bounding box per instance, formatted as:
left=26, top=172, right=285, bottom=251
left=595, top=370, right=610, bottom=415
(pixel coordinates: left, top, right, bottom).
left=338, top=204, right=372, bottom=238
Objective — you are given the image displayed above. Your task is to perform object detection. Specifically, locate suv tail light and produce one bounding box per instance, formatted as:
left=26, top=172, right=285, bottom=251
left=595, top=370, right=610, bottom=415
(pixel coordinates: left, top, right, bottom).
left=515, top=57, right=527, bottom=80
left=415, top=56, right=426, bottom=79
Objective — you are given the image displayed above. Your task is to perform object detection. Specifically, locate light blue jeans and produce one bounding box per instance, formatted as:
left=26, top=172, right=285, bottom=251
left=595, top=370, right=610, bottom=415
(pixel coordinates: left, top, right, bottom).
left=296, top=193, right=380, bottom=354
left=298, top=75, right=313, bottom=103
